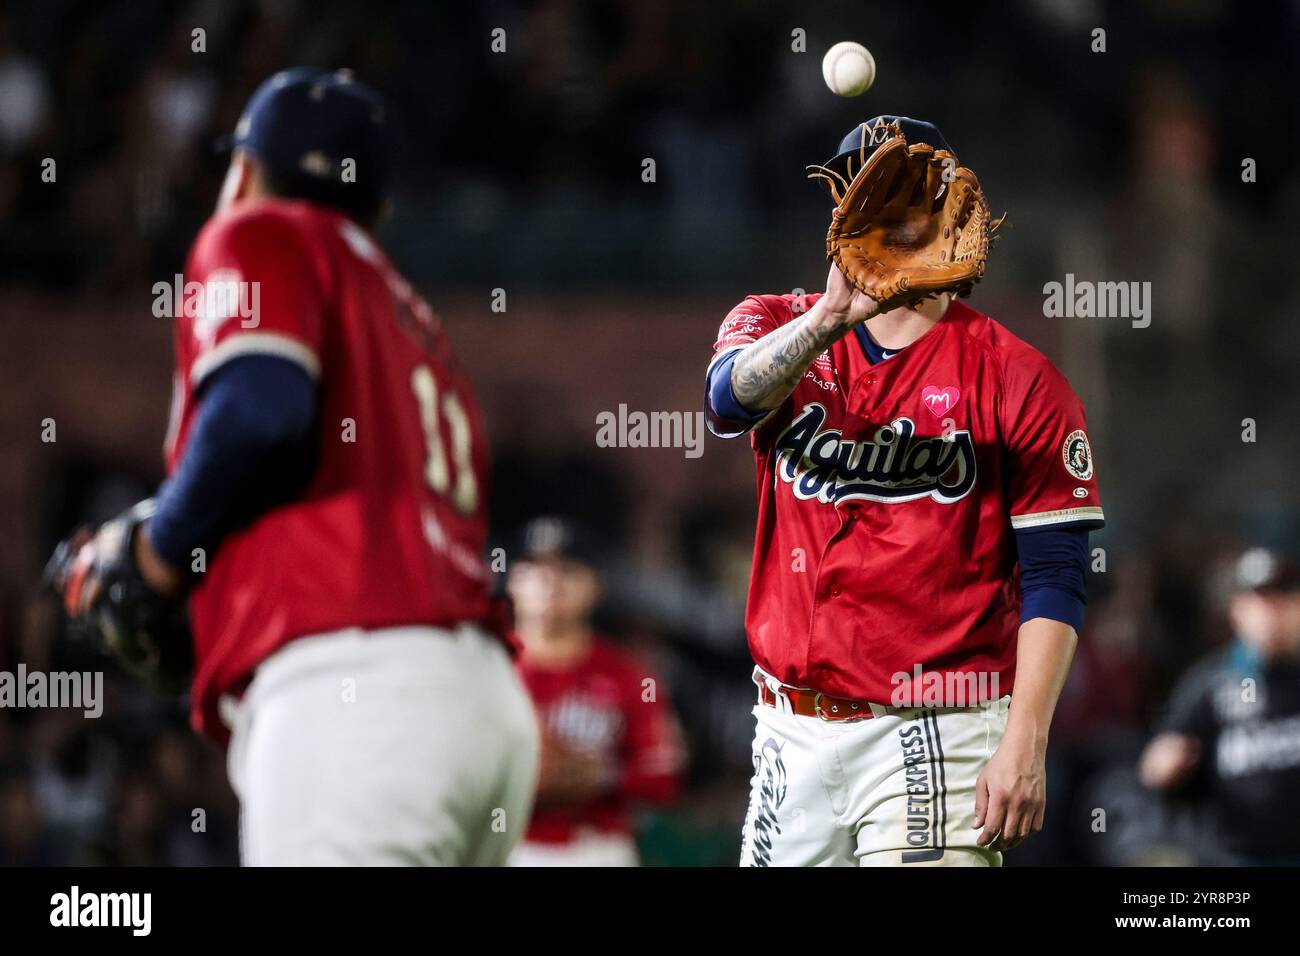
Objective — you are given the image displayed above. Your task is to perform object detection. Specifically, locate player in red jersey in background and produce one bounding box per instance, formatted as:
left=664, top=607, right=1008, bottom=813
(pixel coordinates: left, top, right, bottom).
left=57, top=68, right=538, bottom=865
left=507, top=517, right=685, bottom=866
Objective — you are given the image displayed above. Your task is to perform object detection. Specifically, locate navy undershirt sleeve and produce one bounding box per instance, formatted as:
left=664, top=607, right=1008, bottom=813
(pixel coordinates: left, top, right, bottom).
left=1015, top=527, right=1089, bottom=631
left=148, top=355, right=318, bottom=570
left=705, top=348, right=768, bottom=438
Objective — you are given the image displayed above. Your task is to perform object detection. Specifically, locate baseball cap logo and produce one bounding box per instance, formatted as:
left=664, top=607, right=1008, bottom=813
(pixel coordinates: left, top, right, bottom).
left=299, top=150, right=334, bottom=178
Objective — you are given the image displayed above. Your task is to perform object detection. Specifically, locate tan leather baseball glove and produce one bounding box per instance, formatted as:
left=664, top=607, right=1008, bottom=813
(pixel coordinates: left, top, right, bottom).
left=810, top=121, right=1002, bottom=313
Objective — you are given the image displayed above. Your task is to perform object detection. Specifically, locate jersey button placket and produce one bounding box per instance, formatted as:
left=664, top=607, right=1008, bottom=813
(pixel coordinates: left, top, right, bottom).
left=848, top=374, right=876, bottom=419
left=828, top=509, right=860, bottom=604
left=827, top=515, right=853, bottom=598
left=805, top=508, right=857, bottom=685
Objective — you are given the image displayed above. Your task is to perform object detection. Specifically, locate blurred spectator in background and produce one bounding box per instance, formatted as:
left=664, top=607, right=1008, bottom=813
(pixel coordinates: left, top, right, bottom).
left=0, top=11, right=50, bottom=157
left=1140, top=547, right=1300, bottom=865
left=508, top=516, right=684, bottom=866
left=0, top=760, right=60, bottom=865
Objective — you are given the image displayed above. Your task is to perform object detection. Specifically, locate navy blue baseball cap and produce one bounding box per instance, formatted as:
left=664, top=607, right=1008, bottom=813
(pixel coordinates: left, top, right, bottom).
left=815, top=115, right=952, bottom=197
left=516, top=516, right=605, bottom=569
left=218, top=67, right=398, bottom=208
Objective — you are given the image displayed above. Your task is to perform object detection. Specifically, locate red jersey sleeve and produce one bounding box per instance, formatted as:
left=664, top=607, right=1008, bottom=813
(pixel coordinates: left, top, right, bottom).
left=707, top=294, right=808, bottom=441
left=184, top=207, right=328, bottom=389
left=618, top=665, right=685, bottom=806
left=1000, top=354, right=1105, bottom=531
left=711, top=295, right=790, bottom=360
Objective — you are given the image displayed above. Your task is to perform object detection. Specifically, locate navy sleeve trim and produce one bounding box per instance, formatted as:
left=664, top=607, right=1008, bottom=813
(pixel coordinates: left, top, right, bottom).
left=705, top=346, right=768, bottom=439
left=1016, top=526, right=1089, bottom=631
left=148, top=354, right=318, bottom=569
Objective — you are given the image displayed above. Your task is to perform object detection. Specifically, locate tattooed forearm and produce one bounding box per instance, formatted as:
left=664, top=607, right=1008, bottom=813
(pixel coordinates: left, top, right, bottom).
left=730, top=305, right=855, bottom=413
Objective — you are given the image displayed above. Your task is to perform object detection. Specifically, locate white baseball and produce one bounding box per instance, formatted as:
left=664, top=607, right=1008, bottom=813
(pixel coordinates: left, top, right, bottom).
left=821, top=41, right=876, bottom=97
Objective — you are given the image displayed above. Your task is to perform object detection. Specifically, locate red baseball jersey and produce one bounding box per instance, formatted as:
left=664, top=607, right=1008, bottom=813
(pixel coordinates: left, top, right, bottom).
left=710, top=293, right=1104, bottom=705
left=164, top=198, right=494, bottom=741
left=517, top=640, right=683, bottom=844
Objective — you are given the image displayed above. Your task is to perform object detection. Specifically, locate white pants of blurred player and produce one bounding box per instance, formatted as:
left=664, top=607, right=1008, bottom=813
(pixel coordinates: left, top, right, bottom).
left=740, top=670, right=1011, bottom=867
left=224, top=624, right=539, bottom=866
left=508, top=831, right=640, bottom=867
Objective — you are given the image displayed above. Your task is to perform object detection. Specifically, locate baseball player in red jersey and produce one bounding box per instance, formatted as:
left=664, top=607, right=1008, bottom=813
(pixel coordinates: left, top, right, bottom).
left=58, top=68, right=538, bottom=864
left=506, top=517, right=684, bottom=866
left=706, top=117, right=1105, bottom=866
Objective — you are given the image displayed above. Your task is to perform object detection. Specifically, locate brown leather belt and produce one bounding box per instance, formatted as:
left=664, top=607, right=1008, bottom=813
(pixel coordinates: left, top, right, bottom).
left=755, top=673, right=876, bottom=722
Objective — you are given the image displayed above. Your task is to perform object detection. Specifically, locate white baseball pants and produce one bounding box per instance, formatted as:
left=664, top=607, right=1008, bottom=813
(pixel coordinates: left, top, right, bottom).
left=225, top=624, right=539, bottom=866
left=740, top=677, right=1011, bottom=867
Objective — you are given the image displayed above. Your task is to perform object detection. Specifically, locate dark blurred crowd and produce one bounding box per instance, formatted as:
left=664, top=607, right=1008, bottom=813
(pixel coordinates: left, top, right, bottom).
left=2, top=0, right=1300, bottom=865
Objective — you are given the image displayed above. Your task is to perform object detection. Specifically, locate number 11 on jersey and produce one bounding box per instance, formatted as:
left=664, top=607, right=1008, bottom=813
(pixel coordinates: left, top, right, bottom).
left=410, top=364, right=478, bottom=515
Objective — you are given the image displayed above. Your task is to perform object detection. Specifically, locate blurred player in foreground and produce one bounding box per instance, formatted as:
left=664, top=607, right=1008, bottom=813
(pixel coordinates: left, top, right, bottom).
left=507, top=517, right=684, bottom=866
left=51, top=68, right=538, bottom=864
left=1140, top=547, right=1300, bottom=865
left=706, top=117, right=1104, bottom=866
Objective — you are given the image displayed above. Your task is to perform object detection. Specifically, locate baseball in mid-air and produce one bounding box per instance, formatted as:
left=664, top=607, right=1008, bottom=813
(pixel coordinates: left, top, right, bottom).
left=821, top=41, right=876, bottom=97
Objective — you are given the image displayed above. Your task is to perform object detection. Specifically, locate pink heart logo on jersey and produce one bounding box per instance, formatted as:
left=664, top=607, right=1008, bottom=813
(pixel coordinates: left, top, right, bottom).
left=921, top=385, right=960, bottom=418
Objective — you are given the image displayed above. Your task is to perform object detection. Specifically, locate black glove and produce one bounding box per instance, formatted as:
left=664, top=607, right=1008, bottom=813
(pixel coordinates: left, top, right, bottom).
left=45, top=499, right=194, bottom=694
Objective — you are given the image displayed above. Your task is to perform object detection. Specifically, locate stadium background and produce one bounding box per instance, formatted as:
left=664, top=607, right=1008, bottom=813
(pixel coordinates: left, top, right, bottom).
left=0, top=0, right=1297, bottom=865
